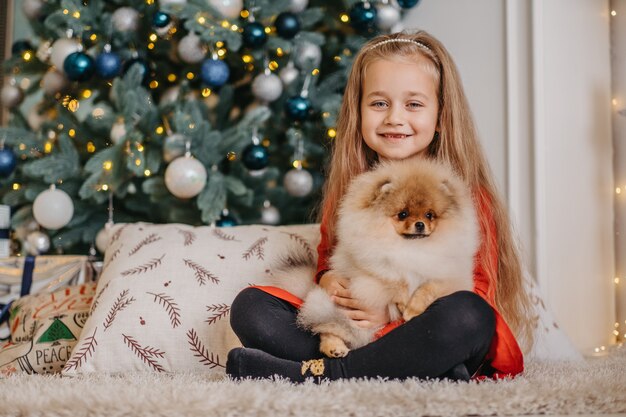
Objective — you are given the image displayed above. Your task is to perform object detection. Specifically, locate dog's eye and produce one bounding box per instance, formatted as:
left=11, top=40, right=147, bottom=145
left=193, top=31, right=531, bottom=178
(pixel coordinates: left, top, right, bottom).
left=397, top=210, right=409, bottom=220
left=425, top=211, right=435, bottom=220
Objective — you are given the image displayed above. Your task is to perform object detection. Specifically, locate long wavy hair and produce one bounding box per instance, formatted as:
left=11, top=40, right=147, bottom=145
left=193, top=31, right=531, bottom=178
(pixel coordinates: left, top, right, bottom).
left=318, top=31, right=534, bottom=351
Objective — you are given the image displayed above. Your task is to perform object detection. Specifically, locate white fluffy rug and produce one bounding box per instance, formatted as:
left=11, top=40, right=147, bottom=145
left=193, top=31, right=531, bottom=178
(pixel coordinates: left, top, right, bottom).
left=1, top=348, right=625, bottom=417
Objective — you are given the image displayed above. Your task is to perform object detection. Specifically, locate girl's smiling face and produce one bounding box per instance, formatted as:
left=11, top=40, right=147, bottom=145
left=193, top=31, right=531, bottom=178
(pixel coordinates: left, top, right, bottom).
left=360, top=57, right=439, bottom=161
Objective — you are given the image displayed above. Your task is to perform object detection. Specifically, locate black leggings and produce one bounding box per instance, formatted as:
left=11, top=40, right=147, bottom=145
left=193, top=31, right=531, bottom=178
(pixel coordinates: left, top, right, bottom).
left=230, top=287, right=495, bottom=380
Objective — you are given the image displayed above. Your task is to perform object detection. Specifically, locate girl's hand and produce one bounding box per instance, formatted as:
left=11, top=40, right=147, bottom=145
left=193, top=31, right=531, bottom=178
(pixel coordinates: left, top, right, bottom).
left=318, top=271, right=390, bottom=329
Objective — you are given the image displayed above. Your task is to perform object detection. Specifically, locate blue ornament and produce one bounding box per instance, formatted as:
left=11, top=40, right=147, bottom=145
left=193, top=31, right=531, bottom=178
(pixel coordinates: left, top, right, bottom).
left=96, top=51, right=122, bottom=79
left=396, top=0, right=420, bottom=8
left=0, top=147, right=17, bottom=178
left=242, top=22, right=267, bottom=48
left=349, top=2, right=377, bottom=31
left=275, top=12, right=300, bottom=39
left=241, top=144, right=269, bottom=171
left=123, top=58, right=150, bottom=84
left=285, top=95, right=312, bottom=121
left=200, top=58, right=230, bottom=87
left=216, top=213, right=238, bottom=227
left=63, top=51, right=96, bottom=82
left=152, top=11, right=171, bottom=28
left=11, top=40, right=33, bottom=56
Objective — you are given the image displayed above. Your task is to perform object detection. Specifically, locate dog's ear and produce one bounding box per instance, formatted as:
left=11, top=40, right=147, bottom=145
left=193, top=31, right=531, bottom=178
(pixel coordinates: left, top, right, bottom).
left=372, top=179, right=393, bottom=203
left=439, top=179, right=460, bottom=209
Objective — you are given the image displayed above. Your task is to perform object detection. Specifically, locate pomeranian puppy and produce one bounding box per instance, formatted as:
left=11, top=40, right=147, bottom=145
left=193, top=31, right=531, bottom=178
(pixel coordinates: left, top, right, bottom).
left=276, top=156, right=479, bottom=358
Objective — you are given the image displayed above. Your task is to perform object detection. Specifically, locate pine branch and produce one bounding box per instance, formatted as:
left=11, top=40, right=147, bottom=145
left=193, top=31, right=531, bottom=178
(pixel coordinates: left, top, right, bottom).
left=242, top=237, right=268, bottom=260
left=282, top=232, right=315, bottom=262
left=212, top=228, right=239, bottom=242
left=63, top=327, right=98, bottom=372
left=177, top=229, right=196, bottom=246
left=121, top=254, right=165, bottom=276
left=103, top=290, right=135, bottom=331
left=122, top=334, right=166, bottom=373
left=128, top=233, right=162, bottom=256
left=104, top=245, right=122, bottom=270
left=183, top=259, right=220, bottom=285
left=110, top=225, right=128, bottom=244
left=90, top=281, right=110, bottom=315
left=146, top=292, right=181, bottom=328
left=186, top=328, right=224, bottom=369
left=205, top=303, right=231, bottom=325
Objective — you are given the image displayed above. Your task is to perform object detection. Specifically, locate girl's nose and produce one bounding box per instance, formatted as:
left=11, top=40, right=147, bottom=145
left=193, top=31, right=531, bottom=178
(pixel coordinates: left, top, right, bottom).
left=384, top=106, right=404, bottom=125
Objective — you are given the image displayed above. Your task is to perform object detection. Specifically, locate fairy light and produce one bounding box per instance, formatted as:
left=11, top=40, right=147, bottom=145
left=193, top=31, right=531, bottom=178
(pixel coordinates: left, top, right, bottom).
left=144, top=169, right=151, bottom=176
left=167, top=74, right=177, bottom=82
left=616, top=277, right=621, bottom=284
left=612, top=10, right=617, bottom=16
left=198, top=16, right=206, bottom=24
left=149, top=80, right=159, bottom=89
left=240, top=10, right=249, bottom=18
left=92, top=108, right=105, bottom=118
left=217, top=49, right=226, bottom=57
left=226, top=151, right=237, bottom=161
left=264, top=27, right=271, bottom=34
left=148, top=43, right=155, bottom=50
left=72, top=11, right=80, bottom=18
left=186, top=72, right=195, bottom=80
left=136, top=143, right=144, bottom=152
left=202, top=88, right=212, bottom=97
left=18, top=144, right=26, bottom=151
left=146, top=0, right=154, bottom=4
left=231, top=24, right=239, bottom=31
left=340, top=13, right=349, bottom=23
left=312, top=68, right=320, bottom=76
left=102, top=184, right=109, bottom=191
left=322, top=112, right=330, bottom=118
left=12, top=183, right=20, bottom=190
left=82, top=89, right=92, bottom=99
left=135, top=158, right=141, bottom=166
left=44, top=142, right=53, bottom=153
left=617, top=187, right=622, bottom=194
left=292, top=160, right=302, bottom=169
left=63, top=9, right=69, bottom=14
left=22, top=50, right=33, bottom=61
left=327, top=128, right=337, bottom=138
left=149, top=33, right=158, bottom=42
left=221, top=21, right=230, bottom=28
left=90, top=33, right=97, bottom=42
left=87, top=142, right=96, bottom=153
left=242, top=54, right=253, bottom=63
left=269, top=61, right=278, bottom=71
left=216, top=41, right=224, bottom=48
left=276, top=48, right=284, bottom=57
left=334, top=55, right=342, bottom=62
left=68, top=129, right=76, bottom=137
left=103, top=161, right=113, bottom=171
left=262, top=138, right=270, bottom=147
left=155, top=126, right=164, bottom=135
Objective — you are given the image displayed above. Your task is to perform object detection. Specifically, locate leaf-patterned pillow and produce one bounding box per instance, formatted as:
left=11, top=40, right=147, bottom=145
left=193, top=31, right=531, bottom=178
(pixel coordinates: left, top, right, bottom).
left=62, top=223, right=320, bottom=375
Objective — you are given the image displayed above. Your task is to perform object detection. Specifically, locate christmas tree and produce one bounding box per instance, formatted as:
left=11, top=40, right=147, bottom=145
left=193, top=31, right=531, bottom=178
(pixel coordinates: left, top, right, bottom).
left=0, top=0, right=420, bottom=255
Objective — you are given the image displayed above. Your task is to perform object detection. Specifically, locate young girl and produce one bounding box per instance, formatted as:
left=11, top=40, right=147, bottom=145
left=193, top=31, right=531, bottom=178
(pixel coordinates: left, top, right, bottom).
left=226, top=31, right=535, bottom=382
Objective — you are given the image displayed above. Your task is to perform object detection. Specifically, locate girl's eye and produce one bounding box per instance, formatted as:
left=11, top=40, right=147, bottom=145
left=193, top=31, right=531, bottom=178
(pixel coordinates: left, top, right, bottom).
left=425, top=211, right=435, bottom=220
left=407, top=102, right=422, bottom=109
left=397, top=210, right=409, bottom=220
left=372, top=101, right=387, bottom=108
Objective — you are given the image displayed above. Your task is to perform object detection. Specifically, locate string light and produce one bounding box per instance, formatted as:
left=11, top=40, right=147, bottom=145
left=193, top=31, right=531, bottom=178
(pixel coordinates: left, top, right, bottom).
left=186, top=72, right=195, bottom=80
left=612, top=10, right=617, bottom=16
left=87, top=142, right=96, bottom=153
left=12, top=183, right=20, bottom=190
left=269, top=61, right=278, bottom=70
left=155, top=126, right=164, bottom=135
left=616, top=277, right=621, bottom=284
left=240, top=10, right=249, bottom=18
left=144, top=169, right=151, bottom=176
left=167, top=74, right=177, bottom=82
left=149, top=33, right=158, bottom=42
left=340, top=14, right=349, bottom=22
left=82, top=89, right=92, bottom=99
left=202, top=88, right=212, bottom=97
left=68, top=129, right=76, bottom=137
left=103, top=161, right=113, bottom=171
left=102, top=184, right=109, bottom=191
left=327, top=128, right=337, bottom=138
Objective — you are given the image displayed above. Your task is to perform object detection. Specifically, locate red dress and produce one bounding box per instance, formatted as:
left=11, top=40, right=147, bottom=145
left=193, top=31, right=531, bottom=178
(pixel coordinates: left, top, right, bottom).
left=255, top=189, right=524, bottom=379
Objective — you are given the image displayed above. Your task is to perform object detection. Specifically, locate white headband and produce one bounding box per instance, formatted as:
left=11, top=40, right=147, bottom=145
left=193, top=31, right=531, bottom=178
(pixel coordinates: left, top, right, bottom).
left=365, top=38, right=432, bottom=54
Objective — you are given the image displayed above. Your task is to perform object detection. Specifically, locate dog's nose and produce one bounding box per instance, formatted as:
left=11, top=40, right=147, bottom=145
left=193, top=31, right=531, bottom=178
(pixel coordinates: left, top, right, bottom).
left=415, top=222, right=425, bottom=232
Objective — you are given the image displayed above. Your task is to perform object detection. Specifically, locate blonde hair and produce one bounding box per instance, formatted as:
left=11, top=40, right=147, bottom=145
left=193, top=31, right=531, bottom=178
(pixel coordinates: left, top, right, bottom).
left=319, top=31, right=534, bottom=351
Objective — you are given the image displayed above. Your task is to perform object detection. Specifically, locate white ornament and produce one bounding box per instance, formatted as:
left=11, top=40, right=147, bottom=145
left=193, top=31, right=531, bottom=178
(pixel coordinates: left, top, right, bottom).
left=165, top=156, right=208, bottom=199
left=36, top=40, right=53, bottom=63
left=41, top=70, right=68, bottom=96
left=33, top=186, right=74, bottom=230
left=1, top=84, right=24, bottom=108
left=283, top=168, right=313, bottom=197
left=112, top=7, right=140, bottom=32
left=110, top=119, right=127, bottom=144
left=50, top=38, right=80, bottom=70
left=22, top=0, right=44, bottom=19
left=208, top=0, right=243, bottom=19
left=25, top=230, right=51, bottom=255
left=260, top=201, right=281, bottom=225
left=289, top=0, right=309, bottom=13
left=294, top=42, right=322, bottom=69
left=95, top=221, right=114, bottom=253
left=279, top=62, right=299, bottom=86
left=177, top=32, right=207, bottom=64
left=163, top=133, right=187, bottom=162
left=252, top=72, right=283, bottom=103
left=375, top=4, right=401, bottom=31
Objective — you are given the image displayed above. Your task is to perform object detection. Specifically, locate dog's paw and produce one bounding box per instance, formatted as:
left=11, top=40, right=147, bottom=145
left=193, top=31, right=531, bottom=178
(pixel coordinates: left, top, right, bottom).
left=402, top=306, right=424, bottom=322
left=320, top=334, right=350, bottom=358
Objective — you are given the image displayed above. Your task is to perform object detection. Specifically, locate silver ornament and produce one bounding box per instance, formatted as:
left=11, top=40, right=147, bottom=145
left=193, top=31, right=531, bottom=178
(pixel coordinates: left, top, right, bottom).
left=376, top=4, right=401, bottom=31
left=163, top=133, right=188, bottom=162
left=1, top=84, right=24, bottom=108
left=110, top=119, right=127, bottom=144
left=252, top=72, right=283, bottom=103
left=41, top=70, right=69, bottom=96
left=283, top=168, right=313, bottom=197
left=279, top=62, right=299, bottom=86
left=177, top=32, right=207, bottom=64
left=112, top=7, right=140, bottom=32
left=25, top=230, right=51, bottom=255
left=294, top=42, right=322, bottom=69
left=165, top=156, right=208, bottom=199
left=289, top=0, right=309, bottom=13
left=260, top=201, right=281, bottom=225
left=22, top=0, right=44, bottom=19
left=50, top=38, right=80, bottom=70
left=208, top=0, right=243, bottom=19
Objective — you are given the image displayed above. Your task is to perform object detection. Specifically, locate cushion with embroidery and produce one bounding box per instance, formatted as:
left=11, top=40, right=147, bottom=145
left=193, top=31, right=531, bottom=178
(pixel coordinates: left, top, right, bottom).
left=62, top=223, right=320, bottom=375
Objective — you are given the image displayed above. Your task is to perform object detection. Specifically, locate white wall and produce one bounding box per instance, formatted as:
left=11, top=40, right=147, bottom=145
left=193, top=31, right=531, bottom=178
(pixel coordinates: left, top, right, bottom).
left=405, top=0, right=615, bottom=354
